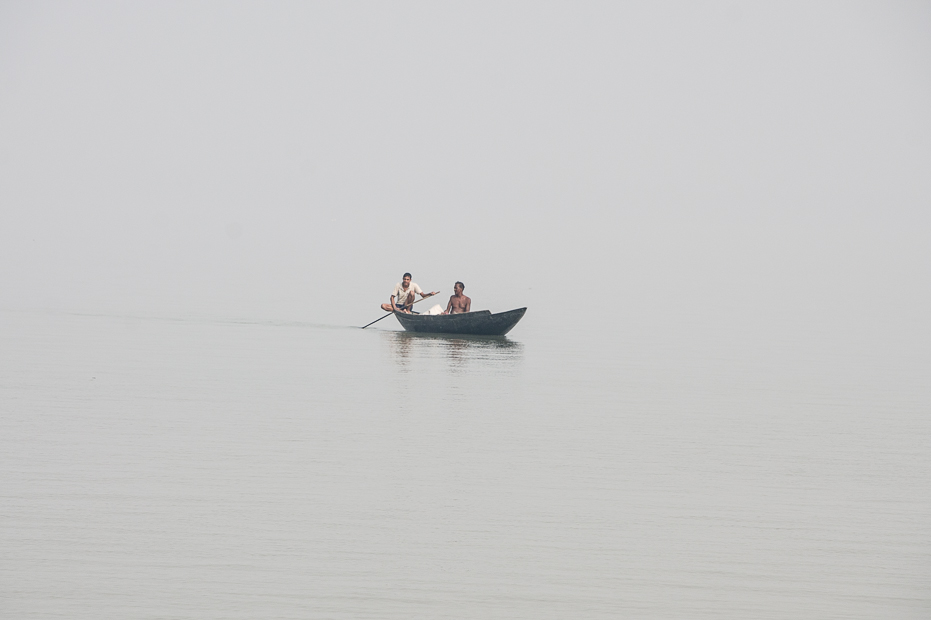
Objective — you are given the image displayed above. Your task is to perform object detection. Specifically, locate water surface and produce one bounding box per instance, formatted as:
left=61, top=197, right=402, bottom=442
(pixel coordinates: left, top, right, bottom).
left=1, top=310, right=929, bottom=618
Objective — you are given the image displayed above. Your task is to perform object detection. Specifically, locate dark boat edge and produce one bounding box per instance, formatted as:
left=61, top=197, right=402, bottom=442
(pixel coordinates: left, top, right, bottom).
left=393, top=307, right=527, bottom=336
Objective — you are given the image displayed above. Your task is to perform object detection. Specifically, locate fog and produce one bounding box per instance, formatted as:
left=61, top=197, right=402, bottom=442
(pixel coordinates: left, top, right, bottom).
left=3, top=6, right=931, bottom=617
left=1, top=1, right=929, bottom=339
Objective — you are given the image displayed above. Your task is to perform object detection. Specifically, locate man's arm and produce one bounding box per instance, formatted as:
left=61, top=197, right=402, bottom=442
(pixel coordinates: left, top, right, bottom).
left=389, top=295, right=398, bottom=311
left=413, top=283, right=437, bottom=299
left=464, top=296, right=471, bottom=313
left=443, top=295, right=454, bottom=315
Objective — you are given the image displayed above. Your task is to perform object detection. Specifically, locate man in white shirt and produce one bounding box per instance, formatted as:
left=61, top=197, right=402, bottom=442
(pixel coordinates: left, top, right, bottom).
left=381, top=272, right=438, bottom=313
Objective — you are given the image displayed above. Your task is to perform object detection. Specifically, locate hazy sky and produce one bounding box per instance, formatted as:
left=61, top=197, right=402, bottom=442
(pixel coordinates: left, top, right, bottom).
left=1, top=1, right=929, bottom=334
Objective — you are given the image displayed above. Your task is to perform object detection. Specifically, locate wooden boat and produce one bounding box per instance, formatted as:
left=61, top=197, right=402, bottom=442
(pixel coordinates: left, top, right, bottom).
left=393, top=308, right=526, bottom=336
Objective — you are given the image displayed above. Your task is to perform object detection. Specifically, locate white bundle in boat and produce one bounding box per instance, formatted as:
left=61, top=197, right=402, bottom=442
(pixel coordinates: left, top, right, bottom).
left=424, top=304, right=444, bottom=315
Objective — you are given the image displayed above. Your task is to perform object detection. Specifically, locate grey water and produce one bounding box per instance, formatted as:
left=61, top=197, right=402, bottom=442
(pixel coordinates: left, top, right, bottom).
left=2, top=308, right=929, bottom=619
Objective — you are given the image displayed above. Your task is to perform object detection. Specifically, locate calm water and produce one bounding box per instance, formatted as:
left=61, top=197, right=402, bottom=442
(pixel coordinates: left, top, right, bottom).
left=2, top=309, right=929, bottom=619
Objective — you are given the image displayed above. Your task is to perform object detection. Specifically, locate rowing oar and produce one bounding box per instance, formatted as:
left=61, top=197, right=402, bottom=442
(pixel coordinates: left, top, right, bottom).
left=361, top=292, right=440, bottom=329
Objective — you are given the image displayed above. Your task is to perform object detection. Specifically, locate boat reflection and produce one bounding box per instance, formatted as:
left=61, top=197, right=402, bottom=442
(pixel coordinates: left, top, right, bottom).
left=380, top=330, right=523, bottom=372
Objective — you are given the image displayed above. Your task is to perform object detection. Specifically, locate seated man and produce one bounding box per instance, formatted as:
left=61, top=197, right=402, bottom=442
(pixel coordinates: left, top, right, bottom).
left=443, top=281, right=471, bottom=314
left=381, top=272, right=437, bottom=313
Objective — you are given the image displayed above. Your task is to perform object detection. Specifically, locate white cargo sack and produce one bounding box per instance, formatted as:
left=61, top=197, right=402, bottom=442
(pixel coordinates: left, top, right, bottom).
left=424, top=304, right=444, bottom=315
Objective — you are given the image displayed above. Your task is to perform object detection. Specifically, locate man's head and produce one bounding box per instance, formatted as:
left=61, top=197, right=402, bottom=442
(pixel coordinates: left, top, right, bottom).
left=402, top=272, right=412, bottom=286
left=454, top=281, right=465, bottom=294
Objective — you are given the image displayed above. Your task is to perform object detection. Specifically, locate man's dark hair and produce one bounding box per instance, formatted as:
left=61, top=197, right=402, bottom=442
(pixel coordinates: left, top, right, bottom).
left=455, top=281, right=465, bottom=290
left=403, top=272, right=412, bottom=279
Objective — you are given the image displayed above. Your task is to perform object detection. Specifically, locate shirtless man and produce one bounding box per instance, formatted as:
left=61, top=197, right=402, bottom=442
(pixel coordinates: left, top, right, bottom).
left=381, top=272, right=437, bottom=313
left=443, top=281, right=471, bottom=314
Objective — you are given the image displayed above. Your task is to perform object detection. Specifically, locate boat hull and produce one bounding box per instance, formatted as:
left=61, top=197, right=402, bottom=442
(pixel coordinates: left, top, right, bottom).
left=393, top=308, right=526, bottom=336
